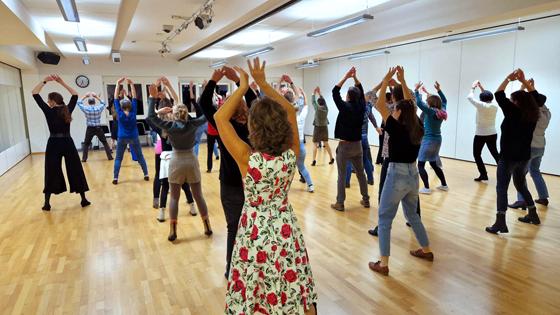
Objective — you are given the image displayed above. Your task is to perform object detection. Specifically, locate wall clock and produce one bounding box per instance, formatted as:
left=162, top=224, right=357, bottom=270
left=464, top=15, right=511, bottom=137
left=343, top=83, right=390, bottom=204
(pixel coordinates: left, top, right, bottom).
left=76, top=75, right=90, bottom=88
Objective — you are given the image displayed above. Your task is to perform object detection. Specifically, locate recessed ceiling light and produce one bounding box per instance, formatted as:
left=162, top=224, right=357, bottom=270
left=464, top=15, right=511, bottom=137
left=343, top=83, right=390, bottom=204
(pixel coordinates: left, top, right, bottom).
left=35, top=16, right=115, bottom=38
left=56, top=0, right=80, bottom=22
left=58, top=43, right=111, bottom=55
left=223, top=29, right=291, bottom=46
left=192, top=48, right=241, bottom=59
left=73, top=38, right=87, bottom=52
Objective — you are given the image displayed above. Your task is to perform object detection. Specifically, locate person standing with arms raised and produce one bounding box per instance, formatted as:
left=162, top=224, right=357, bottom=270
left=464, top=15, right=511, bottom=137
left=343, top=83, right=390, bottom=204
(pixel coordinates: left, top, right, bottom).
left=330, top=67, right=370, bottom=211
left=77, top=92, right=113, bottom=162
left=32, top=75, right=90, bottom=211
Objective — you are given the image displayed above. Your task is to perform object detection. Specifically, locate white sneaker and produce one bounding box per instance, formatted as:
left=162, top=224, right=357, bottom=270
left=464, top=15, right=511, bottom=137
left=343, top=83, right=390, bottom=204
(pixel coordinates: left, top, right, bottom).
left=307, top=184, right=314, bottom=193
left=419, top=188, right=432, bottom=195
left=157, top=208, right=166, bottom=222
left=437, top=185, right=449, bottom=191
left=189, top=203, right=198, bottom=216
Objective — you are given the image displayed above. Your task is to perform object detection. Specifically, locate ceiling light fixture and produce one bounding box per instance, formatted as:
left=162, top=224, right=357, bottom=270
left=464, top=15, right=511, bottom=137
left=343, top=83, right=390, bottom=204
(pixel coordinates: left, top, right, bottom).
left=56, top=0, right=80, bottom=22
left=242, top=46, right=274, bottom=58
left=82, top=55, right=90, bottom=65
left=442, top=25, right=525, bottom=43
left=307, top=14, right=373, bottom=37
left=209, top=60, right=227, bottom=68
left=348, top=49, right=390, bottom=60
left=160, top=0, right=214, bottom=55
left=73, top=37, right=87, bottom=52
left=296, top=60, right=320, bottom=69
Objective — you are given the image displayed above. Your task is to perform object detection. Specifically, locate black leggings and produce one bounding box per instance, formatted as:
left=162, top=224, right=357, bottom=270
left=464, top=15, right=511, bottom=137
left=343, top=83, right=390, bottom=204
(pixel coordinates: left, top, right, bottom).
left=473, top=134, right=499, bottom=177
left=207, top=134, right=219, bottom=171
left=154, top=154, right=193, bottom=207
left=418, top=161, right=447, bottom=189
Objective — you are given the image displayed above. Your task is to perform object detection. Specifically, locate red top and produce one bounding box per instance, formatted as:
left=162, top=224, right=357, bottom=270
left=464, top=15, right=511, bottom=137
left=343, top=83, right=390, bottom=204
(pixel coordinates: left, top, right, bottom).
left=207, top=121, right=219, bottom=136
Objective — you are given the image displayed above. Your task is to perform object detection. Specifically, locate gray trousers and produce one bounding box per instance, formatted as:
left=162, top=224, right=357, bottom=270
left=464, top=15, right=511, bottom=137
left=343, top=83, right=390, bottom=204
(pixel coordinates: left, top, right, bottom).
left=336, top=141, right=369, bottom=203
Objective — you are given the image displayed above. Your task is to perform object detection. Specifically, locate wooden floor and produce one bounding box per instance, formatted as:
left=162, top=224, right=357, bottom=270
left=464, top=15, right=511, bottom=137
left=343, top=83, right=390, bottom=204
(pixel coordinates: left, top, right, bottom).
left=0, top=139, right=559, bottom=315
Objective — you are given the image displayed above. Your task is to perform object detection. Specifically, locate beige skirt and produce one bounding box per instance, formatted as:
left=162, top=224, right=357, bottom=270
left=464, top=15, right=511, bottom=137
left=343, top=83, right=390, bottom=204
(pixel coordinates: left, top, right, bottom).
left=168, top=150, right=201, bottom=184
left=313, top=126, right=329, bottom=142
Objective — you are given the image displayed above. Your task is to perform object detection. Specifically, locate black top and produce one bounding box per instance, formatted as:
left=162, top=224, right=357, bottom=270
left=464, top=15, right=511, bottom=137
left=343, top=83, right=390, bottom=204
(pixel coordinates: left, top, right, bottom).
left=495, top=90, right=540, bottom=161
left=200, top=80, right=257, bottom=186
left=385, top=115, right=421, bottom=163
left=332, top=84, right=365, bottom=141
left=33, top=94, right=78, bottom=135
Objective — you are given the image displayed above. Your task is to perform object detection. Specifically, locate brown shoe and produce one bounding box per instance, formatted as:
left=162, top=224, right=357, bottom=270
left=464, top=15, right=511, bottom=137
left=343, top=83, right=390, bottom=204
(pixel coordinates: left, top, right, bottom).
left=410, top=249, right=434, bottom=261
left=368, top=261, right=389, bottom=276
left=360, top=199, right=370, bottom=208
left=330, top=203, right=344, bottom=211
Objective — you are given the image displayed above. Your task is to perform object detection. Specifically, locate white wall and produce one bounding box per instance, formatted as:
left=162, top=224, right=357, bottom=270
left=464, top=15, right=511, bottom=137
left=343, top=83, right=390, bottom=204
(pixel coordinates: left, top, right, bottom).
left=0, top=62, right=29, bottom=176
left=22, top=56, right=303, bottom=152
left=303, top=15, right=560, bottom=175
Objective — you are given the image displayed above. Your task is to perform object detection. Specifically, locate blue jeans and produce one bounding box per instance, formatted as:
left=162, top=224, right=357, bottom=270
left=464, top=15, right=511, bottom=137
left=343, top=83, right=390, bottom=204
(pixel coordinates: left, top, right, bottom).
left=297, top=141, right=313, bottom=186
left=378, top=163, right=429, bottom=256
left=496, top=158, right=533, bottom=213
left=113, top=137, right=148, bottom=179
left=518, top=147, right=548, bottom=201
left=193, top=122, right=219, bottom=157
left=346, top=134, right=373, bottom=184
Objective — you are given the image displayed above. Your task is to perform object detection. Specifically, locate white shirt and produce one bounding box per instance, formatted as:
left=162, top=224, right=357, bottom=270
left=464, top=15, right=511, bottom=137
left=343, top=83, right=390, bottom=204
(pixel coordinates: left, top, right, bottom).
left=297, top=105, right=308, bottom=141
left=532, top=104, right=551, bottom=148
left=467, top=89, right=498, bottom=136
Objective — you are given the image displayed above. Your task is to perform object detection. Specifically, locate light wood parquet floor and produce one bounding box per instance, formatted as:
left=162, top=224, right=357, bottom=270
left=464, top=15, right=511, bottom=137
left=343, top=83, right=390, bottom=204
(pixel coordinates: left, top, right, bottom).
left=0, top=138, right=559, bottom=315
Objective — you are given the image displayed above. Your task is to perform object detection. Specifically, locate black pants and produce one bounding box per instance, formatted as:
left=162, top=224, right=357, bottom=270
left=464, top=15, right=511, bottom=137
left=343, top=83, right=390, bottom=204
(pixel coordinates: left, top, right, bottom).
left=220, top=181, right=245, bottom=277
left=44, top=137, right=89, bottom=194
left=82, top=126, right=112, bottom=161
left=376, top=132, right=385, bottom=165
left=473, top=134, right=499, bottom=177
left=418, top=161, right=447, bottom=189
left=207, top=134, right=219, bottom=171
left=154, top=154, right=193, bottom=206
left=379, top=158, right=420, bottom=215
left=496, top=158, right=533, bottom=213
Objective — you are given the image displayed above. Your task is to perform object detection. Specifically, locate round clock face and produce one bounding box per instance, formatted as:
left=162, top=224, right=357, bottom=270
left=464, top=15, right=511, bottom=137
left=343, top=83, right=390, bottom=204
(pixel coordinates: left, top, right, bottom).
left=76, top=75, right=90, bottom=88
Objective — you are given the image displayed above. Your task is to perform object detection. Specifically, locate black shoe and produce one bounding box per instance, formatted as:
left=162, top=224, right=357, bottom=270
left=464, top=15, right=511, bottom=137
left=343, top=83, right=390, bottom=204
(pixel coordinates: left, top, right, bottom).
left=311, top=160, right=316, bottom=166
left=112, top=179, right=118, bottom=185
left=535, top=199, right=549, bottom=206
left=168, top=222, right=177, bottom=242
left=144, top=175, right=150, bottom=181
left=474, top=175, right=488, bottom=182
left=518, top=207, right=540, bottom=225
left=216, top=156, right=220, bottom=160
left=108, top=157, right=114, bottom=161
left=345, top=183, right=350, bottom=188
left=485, top=213, right=509, bottom=234
left=81, top=160, right=87, bottom=163
left=367, top=180, right=374, bottom=186
left=406, top=222, right=411, bottom=227
left=299, top=176, right=306, bottom=183
left=206, top=170, right=212, bottom=173
left=42, top=204, right=51, bottom=211
left=508, top=201, right=527, bottom=210
left=329, top=158, right=335, bottom=165
left=368, top=226, right=378, bottom=236
left=360, top=199, right=370, bottom=208
left=81, top=199, right=91, bottom=208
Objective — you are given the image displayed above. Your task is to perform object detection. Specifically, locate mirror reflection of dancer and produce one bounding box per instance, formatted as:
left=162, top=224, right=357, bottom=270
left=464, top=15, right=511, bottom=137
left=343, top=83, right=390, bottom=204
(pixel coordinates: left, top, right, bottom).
left=32, top=75, right=90, bottom=211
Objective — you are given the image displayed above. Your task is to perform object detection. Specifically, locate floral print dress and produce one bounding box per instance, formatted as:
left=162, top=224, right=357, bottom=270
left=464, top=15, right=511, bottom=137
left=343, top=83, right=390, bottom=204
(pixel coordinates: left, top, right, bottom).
left=225, top=150, right=317, bottom=315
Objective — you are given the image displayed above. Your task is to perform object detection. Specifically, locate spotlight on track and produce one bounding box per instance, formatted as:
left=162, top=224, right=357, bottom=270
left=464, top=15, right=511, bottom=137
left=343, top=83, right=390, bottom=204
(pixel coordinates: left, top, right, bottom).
left=195, top=6, right=214, bottom=30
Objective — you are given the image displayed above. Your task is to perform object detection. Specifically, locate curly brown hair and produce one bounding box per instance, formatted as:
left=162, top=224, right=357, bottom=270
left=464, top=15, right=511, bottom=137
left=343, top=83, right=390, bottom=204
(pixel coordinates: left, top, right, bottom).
left=248, top=96, right=293, bottom=156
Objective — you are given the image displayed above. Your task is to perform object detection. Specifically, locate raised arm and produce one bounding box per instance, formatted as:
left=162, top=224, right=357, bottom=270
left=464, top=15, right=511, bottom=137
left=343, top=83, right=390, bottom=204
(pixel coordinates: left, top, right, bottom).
left=396, top=66, right=412, bottom=100
left=414, top=81, right=429, bottom=112
left=126, top=78, right=137, bottom=99
left=434, top=81, right=447, bottom=109
left=161, top=77, right=179, bottom=104
left=200, top=70, right=224, bottom=128
left=333, top=68, right=355, bottom=111
left=214, top=67, right=252, bottom=174
left=32, top=75, right=53, bottom=95
left=467, top=80, right=486, bottom=109
left=250, top=58, right=300, bottom=158
left=114, top=77, right=125, bottom=99
left=52, top=75, right=78, bottom=96
left=496, top=71, right=517, bottom=93
left=146, top=84, right=174, bottom=130
left=284, top=75, right=302, bottom=99
left=375, top=67, right=397, bottom=122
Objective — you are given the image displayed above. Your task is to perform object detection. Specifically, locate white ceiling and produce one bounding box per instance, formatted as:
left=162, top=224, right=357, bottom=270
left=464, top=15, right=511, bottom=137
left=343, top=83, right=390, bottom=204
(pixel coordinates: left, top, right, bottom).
left=21, top=0, right=120, bottom=55
left=6, top=0, right=560, bottom=67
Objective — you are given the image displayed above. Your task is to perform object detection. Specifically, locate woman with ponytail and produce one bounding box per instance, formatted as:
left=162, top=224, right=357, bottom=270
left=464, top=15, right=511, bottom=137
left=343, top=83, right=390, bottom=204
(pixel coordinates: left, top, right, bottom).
left=31, top=75, right=90, bottom=211
left=369, top=67, right=433, bottom=276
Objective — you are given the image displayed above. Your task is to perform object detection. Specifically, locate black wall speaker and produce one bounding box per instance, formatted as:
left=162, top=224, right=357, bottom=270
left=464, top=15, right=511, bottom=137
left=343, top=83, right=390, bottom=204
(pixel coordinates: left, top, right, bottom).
left=37, top=52, right=61, bottom=65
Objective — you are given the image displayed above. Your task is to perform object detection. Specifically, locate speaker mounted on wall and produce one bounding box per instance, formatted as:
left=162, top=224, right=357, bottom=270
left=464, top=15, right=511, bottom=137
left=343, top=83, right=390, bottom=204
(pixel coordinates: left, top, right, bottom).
left=37, top=52, right=61, bottom=65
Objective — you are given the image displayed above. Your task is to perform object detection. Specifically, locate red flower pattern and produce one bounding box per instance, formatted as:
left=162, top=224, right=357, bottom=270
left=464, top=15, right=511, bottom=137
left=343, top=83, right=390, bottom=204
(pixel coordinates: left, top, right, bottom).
left=225, top=150, right=316, bottom=313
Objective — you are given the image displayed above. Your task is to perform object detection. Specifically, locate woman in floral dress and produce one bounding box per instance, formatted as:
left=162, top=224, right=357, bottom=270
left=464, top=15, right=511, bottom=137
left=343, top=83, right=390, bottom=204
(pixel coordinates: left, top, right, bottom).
left=215, top=58, right=317, bottom=315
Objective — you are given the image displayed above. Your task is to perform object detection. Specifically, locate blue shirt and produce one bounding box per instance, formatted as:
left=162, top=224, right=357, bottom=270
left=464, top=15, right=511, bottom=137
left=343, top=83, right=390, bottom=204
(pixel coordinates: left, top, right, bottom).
left=77, top=100, right=106, bottom=126
left=114, top=98, right=139, bottom=139
left=415, top=90, right=447, bottom=140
